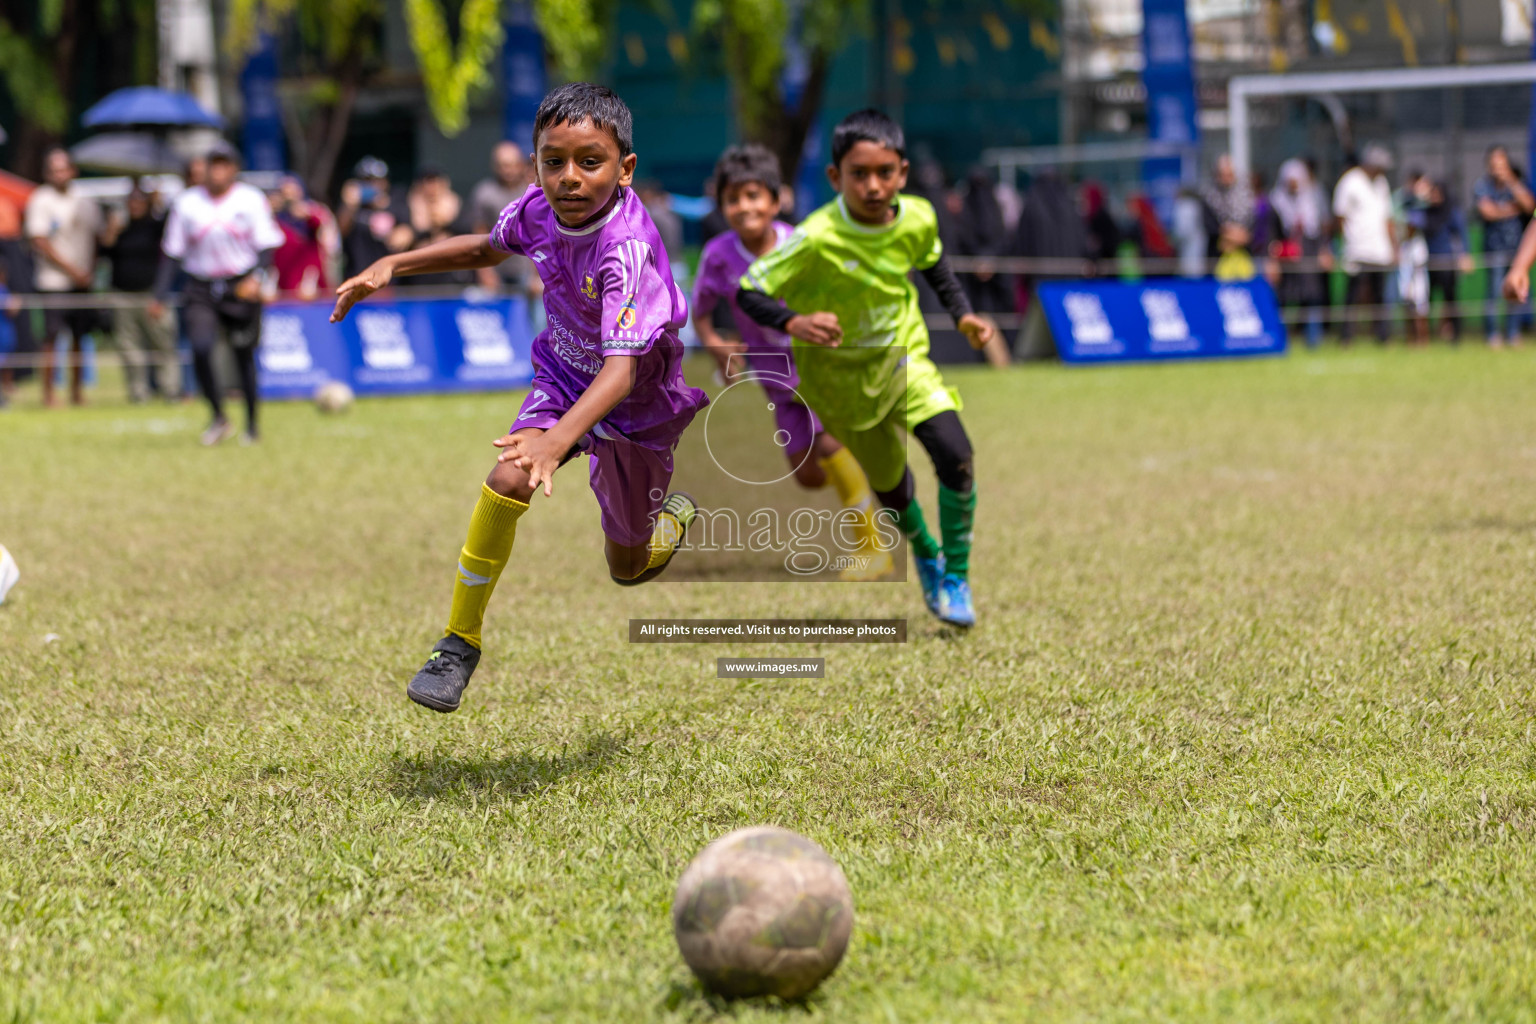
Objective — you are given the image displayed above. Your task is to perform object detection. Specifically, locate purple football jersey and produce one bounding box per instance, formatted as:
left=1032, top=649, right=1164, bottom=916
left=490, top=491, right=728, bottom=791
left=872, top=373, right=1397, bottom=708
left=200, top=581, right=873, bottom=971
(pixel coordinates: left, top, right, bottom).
left=692, top=221, right=801, bottom=387
left=489, top=184, right=706, bottom=449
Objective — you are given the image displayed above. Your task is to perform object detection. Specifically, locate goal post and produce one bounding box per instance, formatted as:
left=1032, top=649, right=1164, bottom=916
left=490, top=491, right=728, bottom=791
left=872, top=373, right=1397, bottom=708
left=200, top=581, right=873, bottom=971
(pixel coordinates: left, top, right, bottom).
left=1229, top=62, right=1536, bottom=180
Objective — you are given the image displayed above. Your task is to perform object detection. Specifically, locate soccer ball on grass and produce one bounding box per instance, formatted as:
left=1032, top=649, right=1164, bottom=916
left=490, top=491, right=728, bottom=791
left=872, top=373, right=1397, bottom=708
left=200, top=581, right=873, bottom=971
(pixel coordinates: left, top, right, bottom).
left=672, top=825, right=853, bottom=999
left=314, top=381, right=355, bottom=414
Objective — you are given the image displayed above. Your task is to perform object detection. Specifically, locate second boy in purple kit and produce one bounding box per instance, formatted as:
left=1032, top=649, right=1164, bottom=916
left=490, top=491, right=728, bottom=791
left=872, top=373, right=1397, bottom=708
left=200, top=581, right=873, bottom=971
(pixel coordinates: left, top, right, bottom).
left=331, top=83, right=706, bottom=714
left=692, top=144, right=891, bottom=579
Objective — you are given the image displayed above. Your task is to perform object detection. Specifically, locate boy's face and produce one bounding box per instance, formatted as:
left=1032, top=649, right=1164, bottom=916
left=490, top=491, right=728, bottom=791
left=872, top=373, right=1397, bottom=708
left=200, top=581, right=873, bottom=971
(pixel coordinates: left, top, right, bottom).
left=828, top=141, right=908, bottom=224
left=535, top=118, right=637, bottom=227
left=721, top=180, right=780, bottom=240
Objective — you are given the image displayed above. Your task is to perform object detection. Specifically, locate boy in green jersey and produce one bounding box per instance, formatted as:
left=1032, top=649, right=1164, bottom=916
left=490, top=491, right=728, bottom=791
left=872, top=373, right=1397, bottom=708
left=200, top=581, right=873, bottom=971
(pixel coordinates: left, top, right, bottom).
left=736, top=109, right=995, bottom=626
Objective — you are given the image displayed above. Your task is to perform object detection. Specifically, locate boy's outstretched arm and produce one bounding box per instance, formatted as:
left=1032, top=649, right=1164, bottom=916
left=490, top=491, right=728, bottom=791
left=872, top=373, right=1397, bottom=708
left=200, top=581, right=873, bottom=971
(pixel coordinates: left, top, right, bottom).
left=920, top=253, right=996, bottom=350
left=331, top=233, right=507, bottom=322
left=735, top=286, right=843, bottom=346
left=495, top=355, right=638, bottom=497
left=1505, top=219, right=1536, bottom=303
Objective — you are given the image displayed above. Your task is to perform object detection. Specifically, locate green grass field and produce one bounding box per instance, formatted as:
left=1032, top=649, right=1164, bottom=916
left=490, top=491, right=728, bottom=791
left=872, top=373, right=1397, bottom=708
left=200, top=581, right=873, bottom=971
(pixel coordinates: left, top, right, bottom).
left=4, top=347, right=1536, bottom=1022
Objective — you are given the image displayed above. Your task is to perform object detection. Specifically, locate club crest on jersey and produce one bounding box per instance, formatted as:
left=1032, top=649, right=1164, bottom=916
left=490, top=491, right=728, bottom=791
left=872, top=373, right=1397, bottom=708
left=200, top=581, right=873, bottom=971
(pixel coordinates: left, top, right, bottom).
left=581, top=275, right=598, bottom=301
left=616, top=293, right=638, bottom=330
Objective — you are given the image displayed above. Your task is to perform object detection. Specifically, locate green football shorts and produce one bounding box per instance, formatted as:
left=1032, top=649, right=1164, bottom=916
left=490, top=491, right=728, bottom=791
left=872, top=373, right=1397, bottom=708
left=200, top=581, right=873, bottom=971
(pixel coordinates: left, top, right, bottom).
left=823, top=353, right=961, bottom=493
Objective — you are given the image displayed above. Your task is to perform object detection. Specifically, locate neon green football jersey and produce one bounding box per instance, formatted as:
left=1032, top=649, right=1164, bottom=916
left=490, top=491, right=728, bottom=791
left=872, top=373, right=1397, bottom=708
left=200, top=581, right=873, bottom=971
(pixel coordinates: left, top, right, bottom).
left=741, top=194, right=944, bottom=430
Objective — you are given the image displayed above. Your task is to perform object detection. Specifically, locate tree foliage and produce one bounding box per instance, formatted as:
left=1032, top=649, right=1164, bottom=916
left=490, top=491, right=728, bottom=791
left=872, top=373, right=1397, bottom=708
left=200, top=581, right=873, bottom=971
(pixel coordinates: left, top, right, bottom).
left=403, top=0, right=505, bottom=136
left=534, top=0, right=1057, bottom=179
left=0, top=0, right=158, bottom=175
left=0, top=21, right=68, bottom=134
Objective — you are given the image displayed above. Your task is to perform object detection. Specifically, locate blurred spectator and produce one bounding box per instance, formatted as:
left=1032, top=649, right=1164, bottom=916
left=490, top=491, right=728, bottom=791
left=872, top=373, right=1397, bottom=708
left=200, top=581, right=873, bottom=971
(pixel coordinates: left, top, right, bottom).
left=1013, top=170, right=1088, bottom=304
left=184, top=156, right=207, bottom=189
left=471, top=142, right=537, bottom=295
left=25, top=148, right=103, bottom=407
left=1249, top=171, right=1273, bottom=256
left=777, top=183, right=799, bottom=225
left=699, top=175, right=730, bottom=245
left=956, top=167, right=1012, bottom=315
left=1421, top=178, right=1469, bottom=342
left=338, top=156, right=411, bottom=278
left=0, top=190, right=34, bottom=398
left=1172, top=186, right=1208, bottom=278
left=1333, top=145, right=1397, bottom=344
left=157, top=142, right=283, bottom=446
left=636, top=180, right=688, bottom=287
left=1474, top=144, right=1534, bottom=347
left=399, top=165, right=472, bottom=289
left=1398, top=208, right=1431, bottom=346
left=636, top=181, right=683, bottom=261
left=1267, top=158, right=1331, bottom=348
left=0, top=261, right=16, bottom=407
left=1201, top=155, right=1255, bottom=280
left=1080, top=181, right=1122, bottom=265
left=1127, top=194, right=1174, bottom=263
left=102, top=182, right=177, bottom=401
left=270, top=175, right=335, bottom=300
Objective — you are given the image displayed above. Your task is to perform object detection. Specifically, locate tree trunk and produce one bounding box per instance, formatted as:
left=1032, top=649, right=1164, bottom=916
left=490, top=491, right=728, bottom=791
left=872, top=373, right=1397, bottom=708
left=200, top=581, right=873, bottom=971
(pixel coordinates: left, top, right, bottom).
left=9, top=0, right=80, bottom=179
left=285, top=45, right=366, bottom=202
left=744, top=47, right=831, bottom=190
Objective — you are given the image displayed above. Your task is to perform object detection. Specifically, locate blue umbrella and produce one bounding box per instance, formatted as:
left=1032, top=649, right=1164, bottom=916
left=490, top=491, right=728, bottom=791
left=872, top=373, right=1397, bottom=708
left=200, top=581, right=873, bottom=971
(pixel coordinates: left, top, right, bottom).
left=81, top=87, right=224, bottom=129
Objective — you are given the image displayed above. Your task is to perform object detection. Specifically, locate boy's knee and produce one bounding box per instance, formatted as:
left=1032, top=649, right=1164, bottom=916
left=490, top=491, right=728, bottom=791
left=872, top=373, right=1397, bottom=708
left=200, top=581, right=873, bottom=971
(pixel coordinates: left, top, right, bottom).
left=485, top=461, right=535, bottom=503
left=792, top=456, right=826, bottom=489
left=605, top=542, right=648, bottom=582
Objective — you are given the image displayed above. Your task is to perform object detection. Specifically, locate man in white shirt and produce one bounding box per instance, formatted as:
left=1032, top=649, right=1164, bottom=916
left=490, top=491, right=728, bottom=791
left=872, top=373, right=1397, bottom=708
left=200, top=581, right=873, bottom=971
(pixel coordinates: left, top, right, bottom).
left=1332, top=144, right=1398, bottom=344
left=25, top=148, right=103, bottom=406
left=156, top=142, right=284, bottom=445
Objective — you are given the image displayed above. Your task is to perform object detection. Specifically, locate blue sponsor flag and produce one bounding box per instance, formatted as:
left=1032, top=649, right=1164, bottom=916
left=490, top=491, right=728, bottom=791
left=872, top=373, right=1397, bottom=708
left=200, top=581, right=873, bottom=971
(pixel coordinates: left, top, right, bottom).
left=1141, top=0, right=1199, bottom=226
left=240, top=33, right=286, bottom=172
left=503, top=1, right=547, bottom=152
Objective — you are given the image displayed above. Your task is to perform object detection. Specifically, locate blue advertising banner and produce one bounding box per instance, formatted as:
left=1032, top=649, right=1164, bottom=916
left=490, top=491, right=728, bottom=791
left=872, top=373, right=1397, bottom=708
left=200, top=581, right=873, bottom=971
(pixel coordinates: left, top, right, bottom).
left=257, top=295, right=537, bottom=399
left=1141, top=0, right=1199, bottom=226
left=1036, top=278, right=1288, bottom=364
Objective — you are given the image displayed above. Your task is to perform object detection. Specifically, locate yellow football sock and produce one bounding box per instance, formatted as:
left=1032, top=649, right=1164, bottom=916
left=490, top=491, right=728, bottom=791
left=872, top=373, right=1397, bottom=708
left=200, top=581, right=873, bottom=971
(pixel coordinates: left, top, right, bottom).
left=445, top=483, right=529, bottom=649
left=644, top=508, right=684, bottom=571
left=819, top=447, right=886, bottom=559
left=819, top=446, right=872, bottom=509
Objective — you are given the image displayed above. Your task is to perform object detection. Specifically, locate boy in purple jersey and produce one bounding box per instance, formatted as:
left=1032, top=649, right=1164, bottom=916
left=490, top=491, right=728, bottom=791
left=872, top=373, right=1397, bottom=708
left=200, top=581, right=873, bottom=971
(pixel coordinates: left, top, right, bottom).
left=692, top=144, right=890, bottom=580
left=331, top=83, right=706, bottom=713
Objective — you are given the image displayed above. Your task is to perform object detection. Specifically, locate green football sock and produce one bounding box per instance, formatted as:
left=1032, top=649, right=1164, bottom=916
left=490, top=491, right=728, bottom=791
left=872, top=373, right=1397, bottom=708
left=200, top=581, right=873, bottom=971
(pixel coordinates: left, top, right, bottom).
left=938, top=485, right=977, bottom=579
left=891, top=497, right=941, bottom=560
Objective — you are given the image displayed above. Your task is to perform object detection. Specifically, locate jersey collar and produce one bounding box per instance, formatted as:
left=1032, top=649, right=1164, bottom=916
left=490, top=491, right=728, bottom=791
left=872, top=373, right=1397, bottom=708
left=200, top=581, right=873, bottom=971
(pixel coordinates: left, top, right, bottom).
left=836, top=195, right=905, bottom=233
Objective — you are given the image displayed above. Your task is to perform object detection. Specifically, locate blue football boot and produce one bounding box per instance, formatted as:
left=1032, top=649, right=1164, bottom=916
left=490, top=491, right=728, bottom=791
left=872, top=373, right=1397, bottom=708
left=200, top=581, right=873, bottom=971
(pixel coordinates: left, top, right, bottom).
left=937, top=574, right=975, bottom=628
left=914, top=554, right=947, bottom=620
